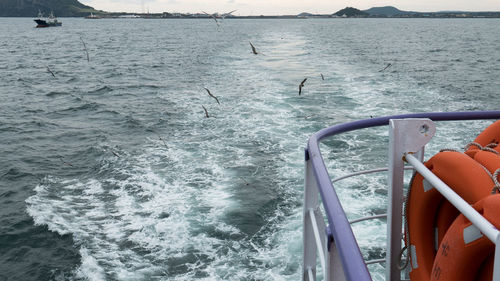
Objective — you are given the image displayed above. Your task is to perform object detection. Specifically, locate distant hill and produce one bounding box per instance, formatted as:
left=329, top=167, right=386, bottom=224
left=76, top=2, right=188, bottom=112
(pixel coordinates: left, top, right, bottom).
left=297, top=12, right=314, bottom=17
left=333, top=7, right=368, bottom=17
left=364, top=6, right=408, bottom=16
left=0, top=0, right=99, bottom=17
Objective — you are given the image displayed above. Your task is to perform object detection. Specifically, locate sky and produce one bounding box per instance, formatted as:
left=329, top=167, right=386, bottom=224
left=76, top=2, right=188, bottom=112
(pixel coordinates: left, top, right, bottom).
left=80, top=0, right=500, bottom=15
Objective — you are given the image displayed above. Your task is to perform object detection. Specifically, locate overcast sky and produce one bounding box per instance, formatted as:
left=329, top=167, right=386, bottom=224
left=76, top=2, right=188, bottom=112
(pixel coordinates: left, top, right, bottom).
left=80, top=0, right=500, bottom=15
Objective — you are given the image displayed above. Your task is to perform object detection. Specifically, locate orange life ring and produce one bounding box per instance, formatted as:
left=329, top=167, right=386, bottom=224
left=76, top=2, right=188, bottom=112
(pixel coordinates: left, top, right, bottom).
left=465, top=120, right=500, bottom=158
left=434, top=150, right=500, bottom=248
left=406, top=151, right=494, bottom=281
left=471, top=150, right=500, bottom=178
left=434, top=200, right=459, bottom=251
left=430, top=194, right=500, bottom=281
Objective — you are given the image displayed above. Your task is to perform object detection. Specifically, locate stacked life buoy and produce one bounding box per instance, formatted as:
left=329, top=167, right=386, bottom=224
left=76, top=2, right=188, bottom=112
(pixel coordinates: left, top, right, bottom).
left=405, top=120, right=500, bottom=281
left=430, top=195, right=500, bottom=281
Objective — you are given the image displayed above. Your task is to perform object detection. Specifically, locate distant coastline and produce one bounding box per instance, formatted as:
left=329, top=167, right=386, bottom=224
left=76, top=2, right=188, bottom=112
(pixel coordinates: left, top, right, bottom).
left=83, top=8, right=500, bottom=19
left=1, top=2, right=500, bottom=18
left=99, top=12, right=500, bottom=19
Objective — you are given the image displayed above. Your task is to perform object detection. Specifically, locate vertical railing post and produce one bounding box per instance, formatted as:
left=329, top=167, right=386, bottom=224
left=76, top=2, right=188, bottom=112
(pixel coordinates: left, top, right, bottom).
left=326, top=232, right=347, bottom=281
left=386, top=120, right=406, bottom=281
left=386, top=119, right=435, bottom=281
left=303, top=148, right=318, bottom=280
left=493, top=235, right=500, bottom=281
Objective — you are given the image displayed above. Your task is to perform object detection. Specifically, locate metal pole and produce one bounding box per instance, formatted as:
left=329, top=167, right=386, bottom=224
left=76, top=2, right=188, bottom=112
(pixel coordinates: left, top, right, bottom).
left=303, top=150, right=318, bottom=280
left=386, top=120, right=405, bottom=281
left=386, top=119, right=436, bottom=281
left=493, top=235, right=500, bottom=281
left=309, top=208, right=326, bottom=272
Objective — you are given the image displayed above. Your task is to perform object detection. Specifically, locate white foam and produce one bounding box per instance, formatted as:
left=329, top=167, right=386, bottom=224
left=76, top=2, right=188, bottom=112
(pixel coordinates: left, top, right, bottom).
left=75, top=247, right=106, bottom=281
left=27, top=139, right=297, bottom=279
left=24, top=21, right=496, bottom=281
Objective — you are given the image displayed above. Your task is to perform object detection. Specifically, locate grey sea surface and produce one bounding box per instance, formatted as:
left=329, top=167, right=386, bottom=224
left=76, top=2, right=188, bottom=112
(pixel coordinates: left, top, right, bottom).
left=1, top=17, right=499, bottom=280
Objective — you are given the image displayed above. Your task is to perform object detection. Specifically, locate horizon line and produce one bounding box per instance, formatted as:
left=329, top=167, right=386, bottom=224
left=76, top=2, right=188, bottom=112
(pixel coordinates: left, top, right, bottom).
left=85, top=8, right=500, bottom=16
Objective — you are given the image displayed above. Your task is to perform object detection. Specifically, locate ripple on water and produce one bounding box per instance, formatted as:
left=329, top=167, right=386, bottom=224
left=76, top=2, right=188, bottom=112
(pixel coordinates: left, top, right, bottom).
left=3, top=18, right=500, bottom=281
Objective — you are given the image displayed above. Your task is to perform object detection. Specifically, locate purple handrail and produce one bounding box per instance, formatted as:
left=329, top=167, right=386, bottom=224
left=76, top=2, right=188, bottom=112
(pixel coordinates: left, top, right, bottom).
left=306, top=111, right=500, bottom=281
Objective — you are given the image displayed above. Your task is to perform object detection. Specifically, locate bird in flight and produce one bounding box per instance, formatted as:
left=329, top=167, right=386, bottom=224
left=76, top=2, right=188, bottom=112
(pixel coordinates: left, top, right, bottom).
left=80, top=37, right=90, bottom=62
left=379, top=63, right=392, bottom=72
left=46, top=66, right=55, bottom=77
left=59, top=156, right=73, bottom=167
left=299, top=78, right=307, bottom=95
left=204, top=87, right=220, bottom=105
left=249, top=42, right=258, bottom=55
left=203, top=10, right=236, bottom=19
left=202, top=105, right=210, bottom=118
left=203, top=10, right=236, bottom=27
left=203, top=12, right=220, bottom=27
left=320, top=73, right=324, bottom=80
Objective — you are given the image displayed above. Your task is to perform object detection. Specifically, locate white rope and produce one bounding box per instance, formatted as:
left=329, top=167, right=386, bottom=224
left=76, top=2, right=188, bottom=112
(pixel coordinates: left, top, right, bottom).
left=491, top=169, right=500, bottom=194
left=464, top=142, right=499, bottom=155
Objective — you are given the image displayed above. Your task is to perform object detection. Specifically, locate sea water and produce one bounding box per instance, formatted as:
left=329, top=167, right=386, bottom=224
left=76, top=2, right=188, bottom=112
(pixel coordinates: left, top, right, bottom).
left=0, top=17, right=499, bottom=280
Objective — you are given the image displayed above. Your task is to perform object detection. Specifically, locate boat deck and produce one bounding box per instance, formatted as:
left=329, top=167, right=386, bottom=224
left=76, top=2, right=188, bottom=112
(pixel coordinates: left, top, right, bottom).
left=302, top=111, right=500, bottom=280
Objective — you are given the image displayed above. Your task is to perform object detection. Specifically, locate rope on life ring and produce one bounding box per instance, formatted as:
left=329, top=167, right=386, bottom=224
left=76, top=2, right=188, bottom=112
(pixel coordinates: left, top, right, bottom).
left=465, top=120, right=500, bottom=157
left=469, top=150, right=500, bottom=194
left=430, top=194, right=500, bottom=281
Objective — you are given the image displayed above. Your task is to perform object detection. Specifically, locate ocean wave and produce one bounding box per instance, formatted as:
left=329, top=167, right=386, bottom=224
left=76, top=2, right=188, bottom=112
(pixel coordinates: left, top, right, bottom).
left=8, top=18, right=500, bottom=281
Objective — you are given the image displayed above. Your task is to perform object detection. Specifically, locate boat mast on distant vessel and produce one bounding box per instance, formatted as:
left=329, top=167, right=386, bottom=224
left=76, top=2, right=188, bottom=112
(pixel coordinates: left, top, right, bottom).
left=34, top=11, right=62, bottom=28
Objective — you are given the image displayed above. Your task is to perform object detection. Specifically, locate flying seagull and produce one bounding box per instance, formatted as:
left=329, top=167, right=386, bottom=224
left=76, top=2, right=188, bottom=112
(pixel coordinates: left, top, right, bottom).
left=80, top=36, right=90, bottom=62
left=204, top=87, right=220, bottom=105
left=320, top=73, right=324, bottom=80
left=59, top=157, right=73, bottom=167
left=203, top=10, right=237, bottom=20
left=202, top=105, right=210, bottom=118
left=46, top=66, right=55, bottom=77
left=249, top=42, right=258, bottom=55
left=153, top=131, right=168, bottom=149
left=202, top=11, right=220, bottom=27
left=111, top=150, right=120, bottom=157
left=379, top=63, right=392, bottom=72
left=239, top=177, right=250, bottom=186
left=299, top=78, right=307, bottom=95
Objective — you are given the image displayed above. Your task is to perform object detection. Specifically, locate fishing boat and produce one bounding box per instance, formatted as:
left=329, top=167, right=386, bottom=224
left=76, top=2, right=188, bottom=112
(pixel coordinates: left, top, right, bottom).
left=302, top=110, right=500, bottom=281
left=34, top=11, right=62, bottom=28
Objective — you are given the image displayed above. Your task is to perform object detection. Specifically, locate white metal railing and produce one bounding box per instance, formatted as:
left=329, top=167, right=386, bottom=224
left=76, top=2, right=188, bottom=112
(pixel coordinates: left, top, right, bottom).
left=331, top=167, right=414, bottom=184
left=304, top=167, right=392, bottom=280
left=349, top=214, right=387, bottom=225
left=303, top=112, right=500, bottom=281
